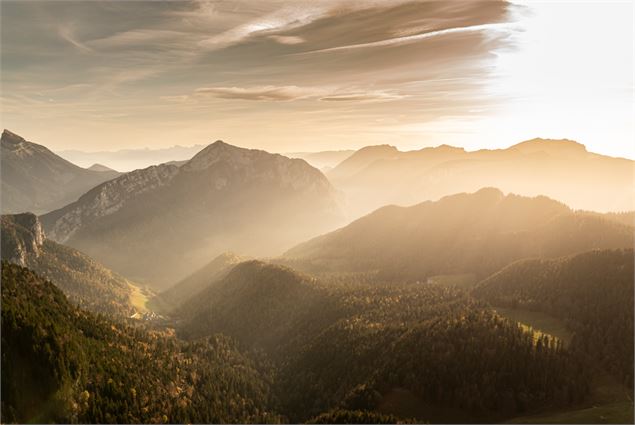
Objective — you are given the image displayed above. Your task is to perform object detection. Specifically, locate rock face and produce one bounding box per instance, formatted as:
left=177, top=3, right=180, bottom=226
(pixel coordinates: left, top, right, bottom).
left=1, top=130, right=121, bottom=214
left=44, top=163, right=180, bottom=243
left=0, top=213, right=45, bottom=265
left=41, top=141, right=342, bottom=288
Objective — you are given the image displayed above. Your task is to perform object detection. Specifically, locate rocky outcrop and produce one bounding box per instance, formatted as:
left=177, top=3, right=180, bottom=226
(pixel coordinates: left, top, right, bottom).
left=1, top=213, right=45, bottom=265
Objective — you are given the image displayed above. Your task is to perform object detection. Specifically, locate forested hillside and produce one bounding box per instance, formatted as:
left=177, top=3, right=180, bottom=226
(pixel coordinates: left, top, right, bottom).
left=1, top=213, right=136, bottom=316
left=152, top=252, right=246, bottom=313
left=283, top=188, right=633, bottom=280
left=473, top=249, right=634, bottom=387
left=177, top=261, right=589, bottom=423
left=1, top=262, right=279, bottom=423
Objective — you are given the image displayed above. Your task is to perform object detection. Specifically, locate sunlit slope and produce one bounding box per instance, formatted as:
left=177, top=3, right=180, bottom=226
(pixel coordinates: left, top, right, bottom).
left=151, top=252, right=246, bottom=313
left=176, top=261, right=589, bottom=423
left=0, top=262, right=279, bottom=424
left=283, top=188, right=633, bottom=280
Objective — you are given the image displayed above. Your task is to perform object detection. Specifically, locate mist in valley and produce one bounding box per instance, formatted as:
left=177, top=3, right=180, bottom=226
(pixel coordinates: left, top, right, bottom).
left=1, top=0, right=634, bottom=424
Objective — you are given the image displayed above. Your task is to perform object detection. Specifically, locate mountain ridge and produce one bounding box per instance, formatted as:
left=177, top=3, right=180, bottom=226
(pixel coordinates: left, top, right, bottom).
left=41, top=140, right=343, bottom=287
left=1, top=130, right=121, bottom=214
left=327, top=138, right=634, bottom=215
left=282, top=188, right=634, bottom=280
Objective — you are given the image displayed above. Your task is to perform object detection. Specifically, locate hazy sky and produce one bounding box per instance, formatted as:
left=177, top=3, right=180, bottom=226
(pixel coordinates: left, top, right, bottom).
left=1, top=0, right=633, bottom=158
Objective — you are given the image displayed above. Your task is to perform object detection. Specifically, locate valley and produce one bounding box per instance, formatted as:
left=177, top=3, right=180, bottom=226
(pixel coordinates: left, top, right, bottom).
left=1, top=132, right=633, bottom=424
left=3, top=1, right=633, bottom=423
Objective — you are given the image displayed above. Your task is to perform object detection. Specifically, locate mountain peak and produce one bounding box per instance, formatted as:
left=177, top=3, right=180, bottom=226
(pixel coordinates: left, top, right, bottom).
left=88, top=163, right=116, bottom=172
left=1, top=129, right=30, bottom=152
left=2, top=129, right=23, bottom=143
left=356, top=144, right=399, bottom=155
left=473, top=186, right=505, bottom=198
left=182, top=140, right=256, bottom=171
left=509, top=138, right=587, bottom=156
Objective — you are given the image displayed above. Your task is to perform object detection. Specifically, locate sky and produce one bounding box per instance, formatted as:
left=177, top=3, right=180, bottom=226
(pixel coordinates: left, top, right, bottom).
left=1, top=0, right=633, bottom=158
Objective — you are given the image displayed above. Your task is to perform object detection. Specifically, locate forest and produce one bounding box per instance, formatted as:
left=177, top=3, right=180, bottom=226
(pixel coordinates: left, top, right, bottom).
left=3, top=254, right=618, bottom=423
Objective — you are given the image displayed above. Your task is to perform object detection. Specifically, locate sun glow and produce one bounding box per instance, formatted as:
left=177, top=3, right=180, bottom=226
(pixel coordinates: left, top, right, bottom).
left=483, top=1, right=634, bottom=158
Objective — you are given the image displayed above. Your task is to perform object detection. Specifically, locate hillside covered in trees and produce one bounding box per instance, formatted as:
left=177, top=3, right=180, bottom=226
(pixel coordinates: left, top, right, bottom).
left=473, top=249, right=634, bottom=388
left=177, top=261, right=590, bottom=423
left=1, top=213, right=138, bottom=316
left=2, top=187, right=633, bottom=424
left=1, top=262, right=280, bottom=424
left=283, top=188, right=634, bottom=280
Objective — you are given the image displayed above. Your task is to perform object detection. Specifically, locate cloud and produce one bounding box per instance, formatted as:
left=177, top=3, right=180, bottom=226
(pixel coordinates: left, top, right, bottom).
left=194, top=85, right=318, bottom=101
left=185, top=85, right=405, bottom=102
left=58, top=25, right=93, bottom=53
left=195, top=0, right=423, bottom=51
left=319, top=91, right=405, bottom=102
left=87, top=29, right=189, bottom=50
left=298, top=22, right=516, bottom=55
left=197, top=5, right=325, bottom=50
left=269, top=35, right=305, bottom=45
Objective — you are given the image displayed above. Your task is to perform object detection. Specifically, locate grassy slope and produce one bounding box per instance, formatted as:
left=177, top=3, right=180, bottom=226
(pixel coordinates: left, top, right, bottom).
left=494, top=307, right=572, bottom=347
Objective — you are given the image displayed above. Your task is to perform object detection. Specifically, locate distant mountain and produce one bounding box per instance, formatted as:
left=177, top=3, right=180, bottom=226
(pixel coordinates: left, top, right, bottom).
left=0, top=262, right=278, bottom=424
left=151, top=252, right=246, bottom=313
left=473, top=249, right=634, bottom=386
left=1, top=213, right=138, bottom=316
left=1, top=130, right=121, bottom=214
left=56, top=143, right=207, bottom=171
left=87, top=163, right=117, bottom=172
left=328, top=138, right=635, bottom=216
left=283, top=188, right=634, bottom=280
left=41, top=141, right=342, bottom=288
left=327, top=144, right=400, bottom=182
left=286, top=150, right=355, bottom=170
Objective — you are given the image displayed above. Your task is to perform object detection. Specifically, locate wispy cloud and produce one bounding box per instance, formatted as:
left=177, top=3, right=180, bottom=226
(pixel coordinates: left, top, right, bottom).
left=58, top=25, right=93, bottom=53
left=298, top=22, right=516, bottom=55
left=183, top=85, right=405, bottom=102
left=87, top=29, right=190, bottom=50
left=319, top=91, right=405, bottom=102
left=269, top=35, right=305, bottom=45
left=197, top=4, right=325, bottom=50
left=195, top=85, right=317, bottom=101
left=2, top=0, right=528, bottom=153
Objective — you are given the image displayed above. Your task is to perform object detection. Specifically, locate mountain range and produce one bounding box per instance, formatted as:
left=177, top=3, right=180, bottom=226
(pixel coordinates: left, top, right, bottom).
left=41, top=141, right=343, bottom=288
left=283, top=188, right=634, bottom=280
left=287, top=150, right=355, bottom=171
left=328, top=138, right=635, bottom=217
left=56, top=143, right=208, bottom=172
left=1, top=130, right=121, bottom=214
